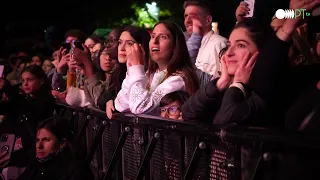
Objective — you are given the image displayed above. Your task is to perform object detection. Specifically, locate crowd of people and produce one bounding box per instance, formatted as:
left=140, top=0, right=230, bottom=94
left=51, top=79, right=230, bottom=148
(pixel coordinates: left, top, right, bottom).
left=0, top=0, right=320, bottom=179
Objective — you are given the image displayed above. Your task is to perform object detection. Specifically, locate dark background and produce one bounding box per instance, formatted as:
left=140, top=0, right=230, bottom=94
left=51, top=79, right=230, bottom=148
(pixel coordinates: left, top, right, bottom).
left=2, top=0, right=317, bottom=57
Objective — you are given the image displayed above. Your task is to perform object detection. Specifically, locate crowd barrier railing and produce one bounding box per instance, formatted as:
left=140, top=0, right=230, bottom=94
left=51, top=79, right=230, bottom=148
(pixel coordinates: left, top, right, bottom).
left=54, top=102, right=320, bottom=180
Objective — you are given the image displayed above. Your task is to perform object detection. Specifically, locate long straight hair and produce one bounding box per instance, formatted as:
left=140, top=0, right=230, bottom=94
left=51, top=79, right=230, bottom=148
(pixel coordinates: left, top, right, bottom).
left=147, top=21, right=199, bottom=95
left=113, top=26, right=151, bottom=93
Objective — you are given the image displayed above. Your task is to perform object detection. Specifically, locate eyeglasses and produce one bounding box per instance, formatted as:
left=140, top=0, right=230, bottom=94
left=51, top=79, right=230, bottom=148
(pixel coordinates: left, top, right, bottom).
left=100, top=49, right=110, bottom=55
left=65, top=39, right=77, bottom=43
left=159, top=106, right=181, bottom=116
left=99, top=49, right=118, bottom=61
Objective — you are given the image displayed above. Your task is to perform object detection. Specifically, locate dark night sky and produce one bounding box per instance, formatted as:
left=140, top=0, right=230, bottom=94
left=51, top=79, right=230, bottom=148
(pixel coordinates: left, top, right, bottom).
left=0, top=0, right=290, bottom=35
left=0, top=0, right=304, bottom=56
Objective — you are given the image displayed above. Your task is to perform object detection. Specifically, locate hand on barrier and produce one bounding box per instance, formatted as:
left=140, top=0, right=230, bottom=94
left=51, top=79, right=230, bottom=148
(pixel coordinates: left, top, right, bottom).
left=106, top=100, right=115, bottom=119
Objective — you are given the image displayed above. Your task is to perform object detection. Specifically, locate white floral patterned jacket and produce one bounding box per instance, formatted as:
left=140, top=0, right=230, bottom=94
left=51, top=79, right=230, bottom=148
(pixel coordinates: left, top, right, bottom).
left=114, top=65, right=186, bottom=114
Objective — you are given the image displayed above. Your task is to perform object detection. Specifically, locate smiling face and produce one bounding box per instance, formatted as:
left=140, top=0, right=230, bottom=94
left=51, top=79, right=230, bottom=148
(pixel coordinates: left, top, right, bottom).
left=224, top=27, right=258, bottom=75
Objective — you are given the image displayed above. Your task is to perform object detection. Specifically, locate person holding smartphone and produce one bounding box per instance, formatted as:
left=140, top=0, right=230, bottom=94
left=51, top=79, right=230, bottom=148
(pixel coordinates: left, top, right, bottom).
left=50, top=29, right=87, bottom=101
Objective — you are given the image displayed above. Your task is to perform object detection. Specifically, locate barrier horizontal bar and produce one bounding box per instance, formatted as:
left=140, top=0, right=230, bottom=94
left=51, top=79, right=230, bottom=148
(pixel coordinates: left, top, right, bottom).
left=221, top=126, right=320, bottom=149
left=56, top=101, right=320, bottom=149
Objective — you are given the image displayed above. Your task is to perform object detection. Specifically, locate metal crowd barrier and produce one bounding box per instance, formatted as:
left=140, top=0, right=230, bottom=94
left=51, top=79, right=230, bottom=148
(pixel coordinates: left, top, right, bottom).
left=54, top=102, right=320, bottom=180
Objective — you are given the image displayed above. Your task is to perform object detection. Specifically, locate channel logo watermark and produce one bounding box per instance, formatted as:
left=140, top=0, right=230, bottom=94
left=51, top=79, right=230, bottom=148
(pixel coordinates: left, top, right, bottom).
left=275, top=9, right=311, bottom=19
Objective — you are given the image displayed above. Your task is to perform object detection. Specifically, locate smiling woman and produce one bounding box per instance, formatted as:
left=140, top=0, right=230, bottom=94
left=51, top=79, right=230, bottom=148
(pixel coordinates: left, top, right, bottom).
left=182, top=18, right=271, bottom=124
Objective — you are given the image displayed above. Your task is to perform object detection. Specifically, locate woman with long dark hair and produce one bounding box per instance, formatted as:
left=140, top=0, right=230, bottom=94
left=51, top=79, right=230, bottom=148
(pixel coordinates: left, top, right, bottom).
left=113, top=21, right=199, bottom=115
left=105, top=26, right=151, bottom=118
left=182, top=18, right=268, bottom=125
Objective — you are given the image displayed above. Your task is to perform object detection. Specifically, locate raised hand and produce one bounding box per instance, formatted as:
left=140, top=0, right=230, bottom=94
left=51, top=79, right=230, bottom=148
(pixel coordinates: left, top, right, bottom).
left=191, top=15, right=204, bottom=36
left=236, top=1, right=250, bottom=22
left=58, top=47, right=64, bottom=60
left=73, top=44, right=91, bottom=64
left=68, top=59, right=83, bottom=71
left=57, top=51, right=70, bottom=74
left=279, top=0, right=320, bottom=41
left=126, top=43, right=145, bottom=67
left=233, top=51, right=259, bottom=84
left=216, top=55, right=232, bottom=91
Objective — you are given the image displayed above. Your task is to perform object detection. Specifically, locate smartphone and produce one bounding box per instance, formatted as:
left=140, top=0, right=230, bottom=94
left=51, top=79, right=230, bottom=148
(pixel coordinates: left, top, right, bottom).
left=244, top=0, right=255, bottom=18
left=62, top=42, right=71, bottom=54
left=74, top=41, right=84, bottom=51
left=0, top=134, right=16, bottom=166
left=312, top=6, right=320, bottom=16
left=0, top=65, right=4, bottom=77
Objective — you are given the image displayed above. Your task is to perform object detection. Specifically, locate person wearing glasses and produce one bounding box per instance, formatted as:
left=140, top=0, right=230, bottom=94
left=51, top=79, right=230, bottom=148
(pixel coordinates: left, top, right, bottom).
left=159, top=91, right=189, bottom=120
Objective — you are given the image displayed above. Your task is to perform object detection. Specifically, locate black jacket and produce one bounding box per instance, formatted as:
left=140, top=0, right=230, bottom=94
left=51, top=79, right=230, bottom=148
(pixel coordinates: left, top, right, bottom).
left=275, top=83, right=320, bottom=180
left=183, top=31, right=290, bottom=128
left=182, top=30, right=292, bottom=180
left=17, top=149, right=93, bottom=180
left=0, top=84, right=55, bottom=167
